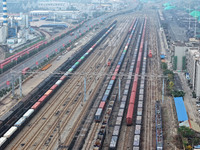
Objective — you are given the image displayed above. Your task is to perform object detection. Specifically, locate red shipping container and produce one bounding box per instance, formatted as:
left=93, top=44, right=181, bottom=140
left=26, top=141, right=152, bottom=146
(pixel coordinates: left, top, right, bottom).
left=111, top=75, right=116, bottom=80
left=31, top=102, right=41, bottom=109
left=50, top=84, right=57, bottom=90
left=99, top=101, right=105, bottom=109
left=38, top=95, right=47, bottom=102
left=60, top=75, right=66, bottom=80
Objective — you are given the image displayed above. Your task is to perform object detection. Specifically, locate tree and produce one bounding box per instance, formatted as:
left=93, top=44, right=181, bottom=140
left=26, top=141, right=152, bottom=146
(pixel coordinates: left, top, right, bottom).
left=186, top=145, right=192, bottom=150
left=169, top=81, right=174, bottom=91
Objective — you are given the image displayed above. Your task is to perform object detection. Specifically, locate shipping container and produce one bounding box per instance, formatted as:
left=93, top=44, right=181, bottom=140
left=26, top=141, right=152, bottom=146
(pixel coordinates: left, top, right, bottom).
left=68, top=68, right=73, bottom=72
left=3, top=126, right=17, bottom=138
left=60, top=75, right=66, bottom=80
left=120, top=102, right=126, bottom=109
left=109, top=80, right=114, bottom=86
left=109, top=136, right=118, bottom=149
left=14, top=116, right=26, bottom=127
left=105, top=90, right=110, bottom=96
left=23, top=109, right=34, bottom=118
left=99, top=101, right=105, bottom=109
left=31, top=102, right=41, bottom=110
left=95, top=108, right=103, bottom=121
left=102, top=94, right=108, bottom=102
left=118, top=109, right=124, bottom=117
left=137, top=107, right=143, bottom=116
left=136, top=116, right=142, bottom=125
left=139, top=89, right=144, bottom=95
left=50, top=84, right=58, bottom=90
left=133, top=135, right=140, bottom=146
left=0, top=137, right=7, bottom=147
left=138, top=101, right=143, bottom=108
left=126, top=80, right=131, bottom=85
left=123, top=89, right=128, bottom=95
left=116, top=117, right=122, bottom=126
left=64, top=71, right=70, bottom=76
left=135, top=125, right=141, bottom=135
left=121, top=95, right=127, bottom=102
left=44, top=89, right=53, bottom=96
left=38, top=95, right=47, bottom=102
left=107, top=85, right=112, bottom=90
left=113, top=126, right=120, bottom=136
left=55, top=80, right=62, bottom=86
left=111, top=76, right=116, bottom=80
left=139, top=95, right=143, bottom=101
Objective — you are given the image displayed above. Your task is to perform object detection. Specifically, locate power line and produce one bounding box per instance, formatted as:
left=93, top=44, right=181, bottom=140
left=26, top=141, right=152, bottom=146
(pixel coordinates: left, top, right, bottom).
left=10, top=70, right=168, bottom=79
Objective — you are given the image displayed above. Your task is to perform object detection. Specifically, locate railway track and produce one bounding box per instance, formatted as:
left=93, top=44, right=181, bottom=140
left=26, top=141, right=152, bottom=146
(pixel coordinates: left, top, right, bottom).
left=143, top=14, right=161, bottom=150
left=70, top=16, right=135, bottom=150
left=9, top=41, right=109, bottom=150
left=86, top=18, right=138, bottom=150
left=6, top=16, right=131, bottom=150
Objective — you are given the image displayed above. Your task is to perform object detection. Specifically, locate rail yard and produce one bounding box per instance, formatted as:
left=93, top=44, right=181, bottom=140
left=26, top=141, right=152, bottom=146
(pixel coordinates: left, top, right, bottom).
left=0, top=2, right=199, bottom=150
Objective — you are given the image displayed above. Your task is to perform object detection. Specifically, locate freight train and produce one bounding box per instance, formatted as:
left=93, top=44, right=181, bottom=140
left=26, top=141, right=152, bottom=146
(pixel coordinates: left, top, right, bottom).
left=109, top=19, right=147, bottom=150
left=126, top=18, right=147, bottom=126
left=0, top=21, right=117, bottom=149
left=94, top=19, right=137, bottom=122
left=93, top=19, right=138, bottom=149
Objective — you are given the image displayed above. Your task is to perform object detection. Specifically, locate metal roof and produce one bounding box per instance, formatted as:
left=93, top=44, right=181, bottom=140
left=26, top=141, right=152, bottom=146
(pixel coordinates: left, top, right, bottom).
left=174, top=97, right=188, bottom=122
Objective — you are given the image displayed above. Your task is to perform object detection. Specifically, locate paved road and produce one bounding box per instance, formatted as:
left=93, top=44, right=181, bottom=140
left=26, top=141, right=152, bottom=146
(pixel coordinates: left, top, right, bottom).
left=0, top=14, right=112, bottom=90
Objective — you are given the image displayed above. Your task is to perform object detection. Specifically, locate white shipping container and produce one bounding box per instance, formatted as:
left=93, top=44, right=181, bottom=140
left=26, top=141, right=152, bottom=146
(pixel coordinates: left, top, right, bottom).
left=118, top=109, right=124, bottom=117
left=14, top=117, right=26, bottom=127
left=133, top=135, right=140, bottom=146
left=116, top=117, right=122, bottom=126
left=0, top=137, right=7, bottom=147
left=55, top=80, right=62, bottom=85
left=23, top=109, right=34, bottom=118
left=3, top=126, right=17, bottom=138
left=110, top=136, right=118, bottom=148
left=113, top=126, right=120, bottom=136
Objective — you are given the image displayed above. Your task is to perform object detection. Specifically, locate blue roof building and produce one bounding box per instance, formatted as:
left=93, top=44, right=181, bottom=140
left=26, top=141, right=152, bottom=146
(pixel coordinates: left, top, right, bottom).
left=174, top=97, right=188, bottom=122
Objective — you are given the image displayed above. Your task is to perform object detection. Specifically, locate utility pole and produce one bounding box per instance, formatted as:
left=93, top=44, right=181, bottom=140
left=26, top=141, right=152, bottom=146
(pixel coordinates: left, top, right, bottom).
left=19, top=74, right=22, bottom=97
left=11, top=72, right=15, bottom=98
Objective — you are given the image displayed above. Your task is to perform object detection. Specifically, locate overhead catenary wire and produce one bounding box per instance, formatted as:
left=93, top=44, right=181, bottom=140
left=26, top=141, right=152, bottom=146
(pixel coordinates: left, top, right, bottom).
left=10, top=70, right=168, bottom=79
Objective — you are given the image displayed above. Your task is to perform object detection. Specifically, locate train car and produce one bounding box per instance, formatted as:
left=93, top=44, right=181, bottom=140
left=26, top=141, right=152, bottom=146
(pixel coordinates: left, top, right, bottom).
left=148, top=50, right=152, bottom=58
left=23, top=109, right=34, bottom=118
left=95, top=108, right=103, bottom=122
left=109, top=135, right=118, bottom=149
left=14, top=116, right=26, bottom=127
left=0, top=137, right=7, bottom=148
left=3, top=126, right=17, bottom=138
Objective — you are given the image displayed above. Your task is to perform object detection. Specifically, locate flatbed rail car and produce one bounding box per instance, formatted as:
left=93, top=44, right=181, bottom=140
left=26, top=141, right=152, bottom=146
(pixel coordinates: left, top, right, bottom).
left=0, top=21, right=117, bottom=149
